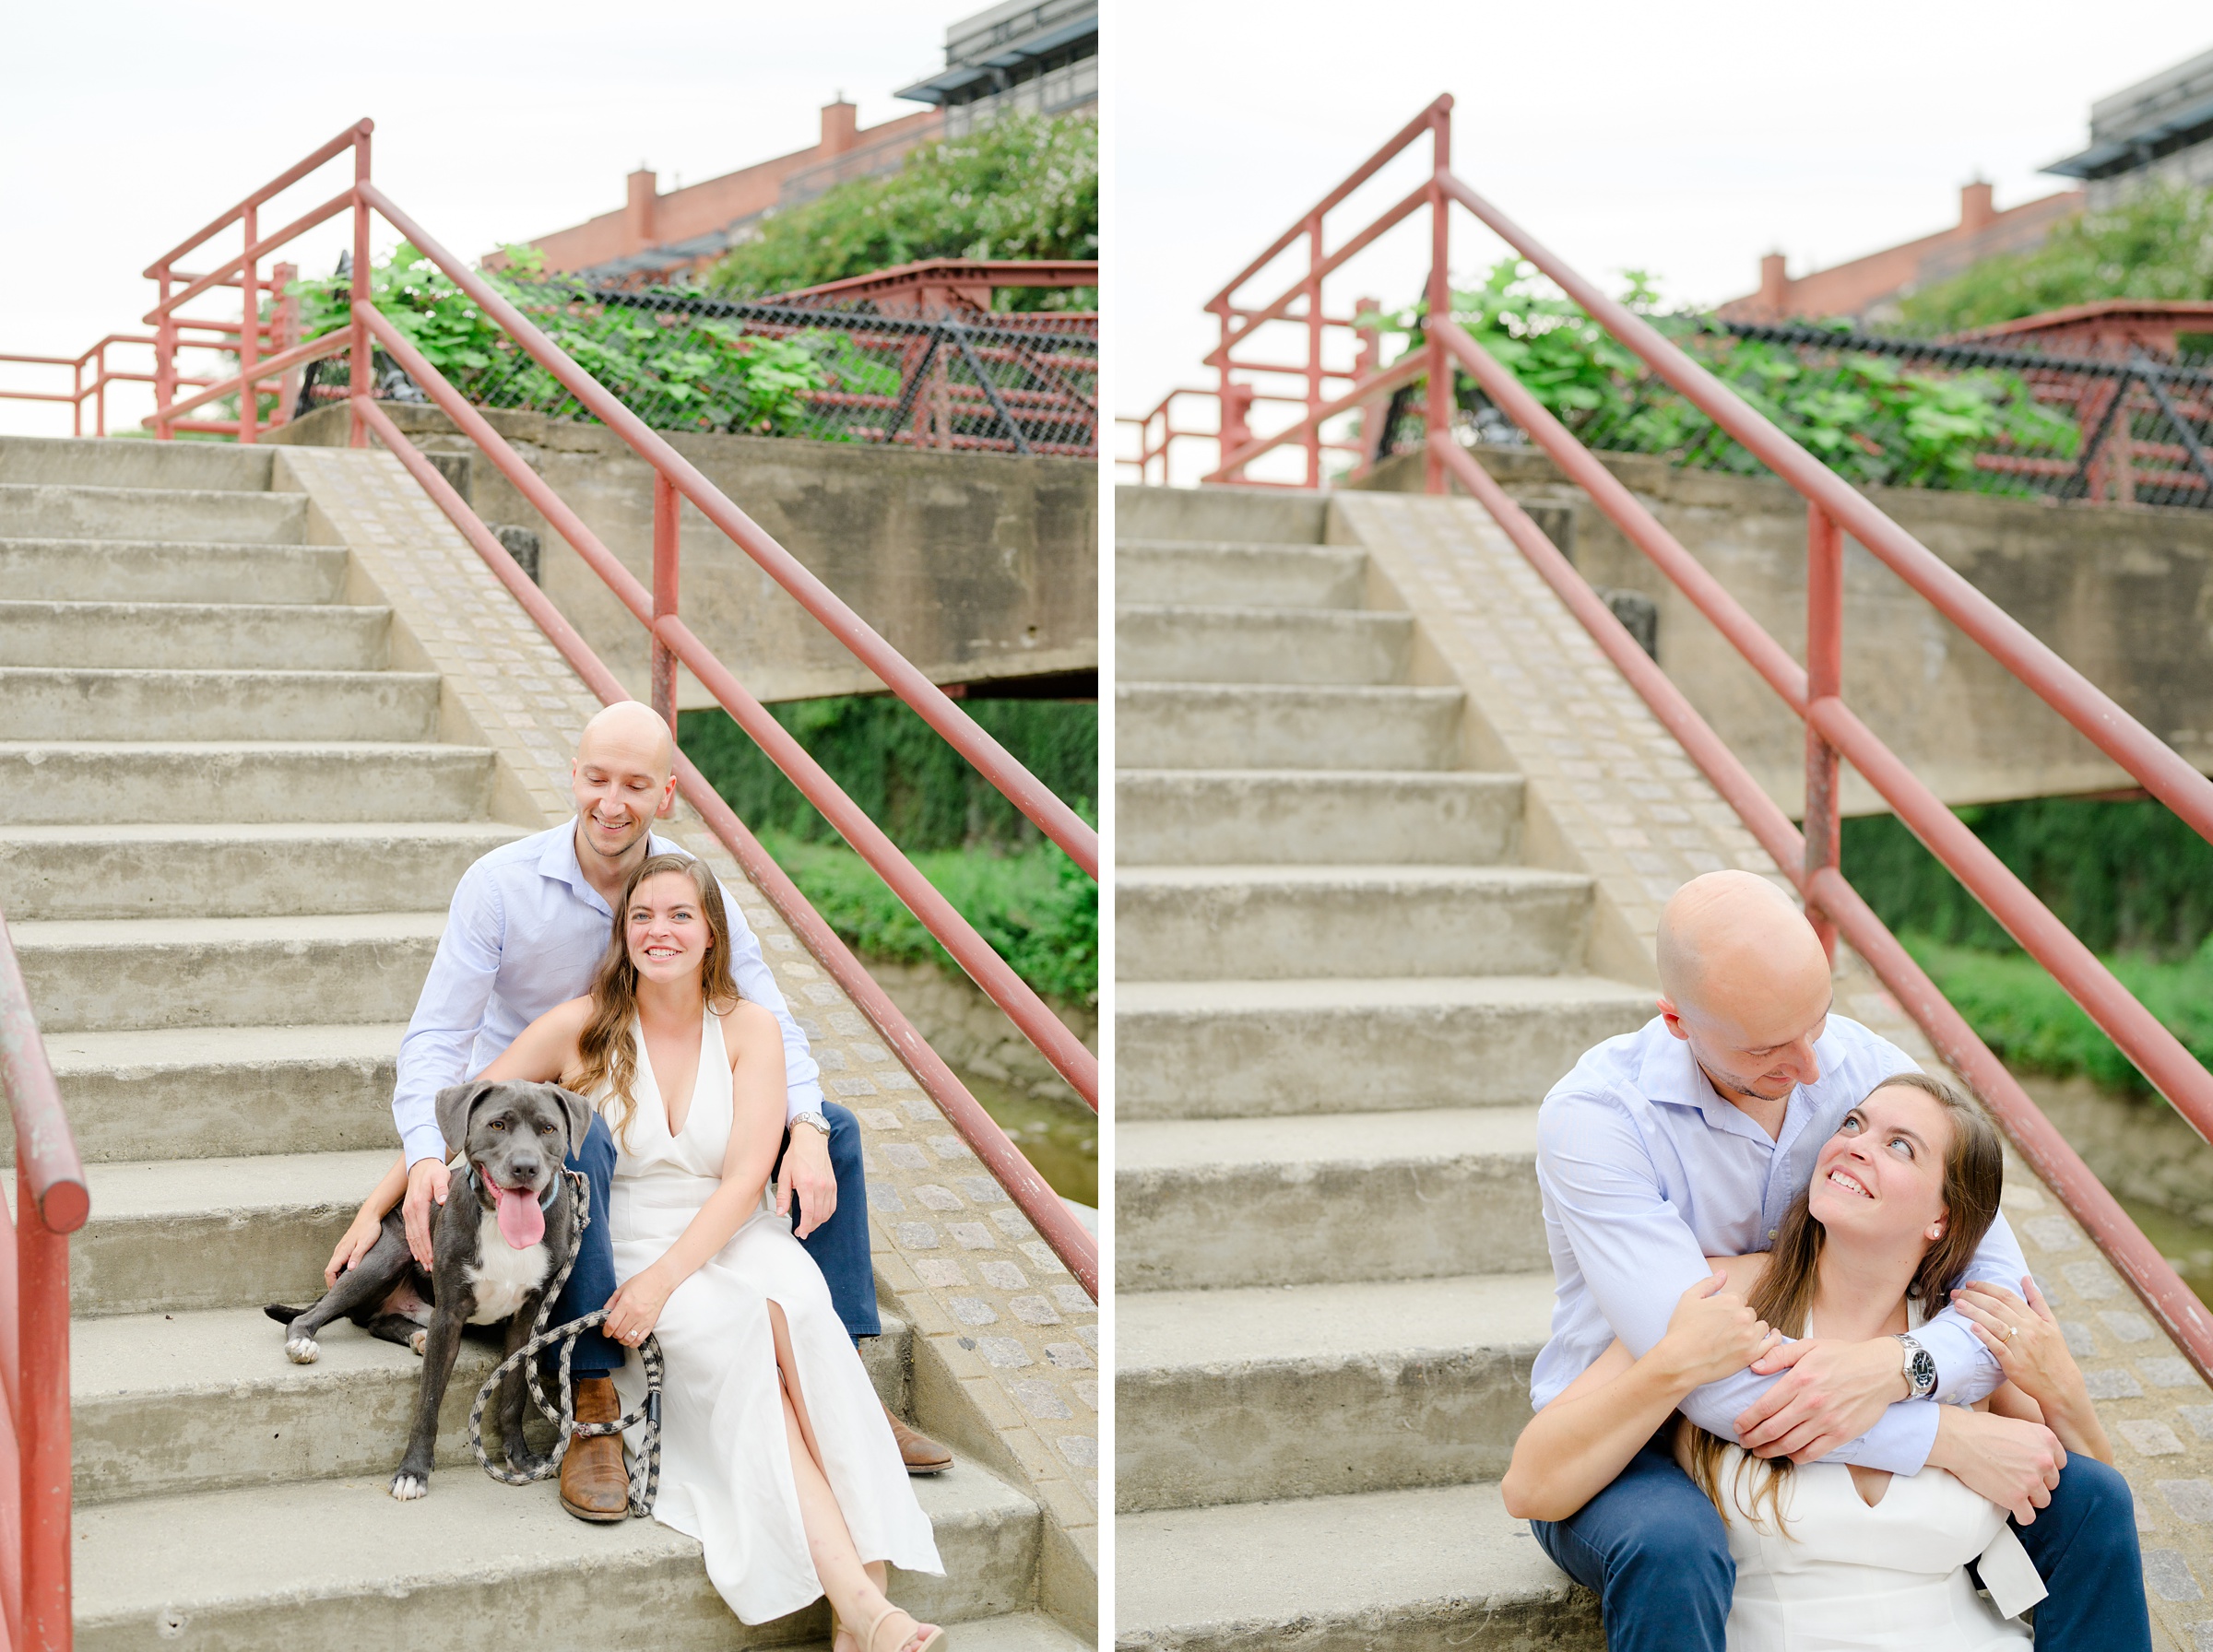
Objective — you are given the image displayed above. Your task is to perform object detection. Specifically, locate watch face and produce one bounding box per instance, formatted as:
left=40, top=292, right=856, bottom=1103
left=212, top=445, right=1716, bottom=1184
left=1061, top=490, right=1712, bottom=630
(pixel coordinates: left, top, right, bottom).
left=1911, top=1350, right=1936, bottom=1393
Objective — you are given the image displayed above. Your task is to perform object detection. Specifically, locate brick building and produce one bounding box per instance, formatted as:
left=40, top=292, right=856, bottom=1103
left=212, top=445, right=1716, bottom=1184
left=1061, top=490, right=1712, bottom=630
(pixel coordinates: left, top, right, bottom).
left=509, top=0, right=1097, bottom=285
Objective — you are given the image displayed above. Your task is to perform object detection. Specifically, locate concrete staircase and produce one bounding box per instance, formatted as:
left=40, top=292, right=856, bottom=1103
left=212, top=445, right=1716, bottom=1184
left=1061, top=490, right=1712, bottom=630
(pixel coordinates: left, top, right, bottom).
left=0, top=436, right=1079, bottom=1649
left=1113, top=490, right=1651, bottom=1649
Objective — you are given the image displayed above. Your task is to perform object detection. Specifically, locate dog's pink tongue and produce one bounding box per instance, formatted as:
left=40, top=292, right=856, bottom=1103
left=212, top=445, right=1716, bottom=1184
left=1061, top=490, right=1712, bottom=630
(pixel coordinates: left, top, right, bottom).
left=492, top=1183, right=545, bottom=1249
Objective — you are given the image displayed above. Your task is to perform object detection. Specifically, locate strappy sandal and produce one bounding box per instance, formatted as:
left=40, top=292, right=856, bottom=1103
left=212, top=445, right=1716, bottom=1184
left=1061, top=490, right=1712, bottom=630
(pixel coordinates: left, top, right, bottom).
left=861, top=1602, right=944, bottom=1652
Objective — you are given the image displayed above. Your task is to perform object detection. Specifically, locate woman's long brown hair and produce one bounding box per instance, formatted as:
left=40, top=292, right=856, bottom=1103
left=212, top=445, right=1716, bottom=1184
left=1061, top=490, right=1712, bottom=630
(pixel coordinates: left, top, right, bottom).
left=567, top=854, right=742, bottom=1150
left=1683, top=1070, right=2004, bottom=1532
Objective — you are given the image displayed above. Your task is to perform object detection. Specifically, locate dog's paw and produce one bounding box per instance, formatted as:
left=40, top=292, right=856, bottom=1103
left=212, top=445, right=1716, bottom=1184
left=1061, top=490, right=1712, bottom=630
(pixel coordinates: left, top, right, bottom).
left=389, top=1471, right=429, bottom=1502
left=408, top=1329, right=426, bottom=1357
left=284, top=1336, right=320, bottom=1365
left=506, top=1449, right=550, bottom=1478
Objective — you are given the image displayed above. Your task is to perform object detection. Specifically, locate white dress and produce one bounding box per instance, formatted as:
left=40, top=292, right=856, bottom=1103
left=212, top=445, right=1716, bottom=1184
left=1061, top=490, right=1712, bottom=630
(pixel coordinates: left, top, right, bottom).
left=597, top=1010, right=942, bottom=1622
left=1712, top=1447, right=2034, bottom=1649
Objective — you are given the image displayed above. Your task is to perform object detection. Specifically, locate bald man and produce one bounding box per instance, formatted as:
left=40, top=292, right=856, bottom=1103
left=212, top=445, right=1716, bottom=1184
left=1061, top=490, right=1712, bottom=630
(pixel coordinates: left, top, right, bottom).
left=1525, top=871, right=2145, bottom=1652
left=372, top=703, right=950, bottom=1522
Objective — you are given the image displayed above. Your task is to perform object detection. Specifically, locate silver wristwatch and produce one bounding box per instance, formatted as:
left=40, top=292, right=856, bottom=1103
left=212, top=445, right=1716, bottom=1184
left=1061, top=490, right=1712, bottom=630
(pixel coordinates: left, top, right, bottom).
left=1897, top=1332, right=1938, bottom=1400
left=789, top=1110, right=833, bottom=1139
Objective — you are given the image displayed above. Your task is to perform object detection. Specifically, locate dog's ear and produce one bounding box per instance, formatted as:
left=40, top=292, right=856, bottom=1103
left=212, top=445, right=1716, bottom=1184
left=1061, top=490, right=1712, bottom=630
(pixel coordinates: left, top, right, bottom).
left=434, top=1080, right=499, bottom=1160
left=548, top=1086, right=598, bottom=1158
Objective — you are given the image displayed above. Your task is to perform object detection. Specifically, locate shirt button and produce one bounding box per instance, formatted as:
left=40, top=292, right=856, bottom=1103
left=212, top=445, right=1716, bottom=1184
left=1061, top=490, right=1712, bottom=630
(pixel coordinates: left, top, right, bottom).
left=1768, top=1229, right=1778, bottom=1242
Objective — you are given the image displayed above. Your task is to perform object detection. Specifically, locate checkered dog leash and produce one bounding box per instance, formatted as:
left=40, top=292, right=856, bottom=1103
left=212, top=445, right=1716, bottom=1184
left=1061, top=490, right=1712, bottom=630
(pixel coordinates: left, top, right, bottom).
left=465, top=1168, right=665, bottom=1516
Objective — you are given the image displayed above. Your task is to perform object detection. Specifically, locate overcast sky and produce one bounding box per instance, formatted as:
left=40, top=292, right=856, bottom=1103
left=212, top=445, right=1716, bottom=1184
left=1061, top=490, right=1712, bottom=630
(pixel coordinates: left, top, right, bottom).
left=0, top=1, right=967, bottom=436
left=1113, top=1, right=2213, bottom=482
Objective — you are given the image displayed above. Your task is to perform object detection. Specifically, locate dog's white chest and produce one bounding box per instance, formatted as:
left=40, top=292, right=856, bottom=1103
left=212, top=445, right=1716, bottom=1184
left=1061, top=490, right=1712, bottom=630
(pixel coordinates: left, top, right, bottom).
left=465, top=1210, right=550, bottom=1323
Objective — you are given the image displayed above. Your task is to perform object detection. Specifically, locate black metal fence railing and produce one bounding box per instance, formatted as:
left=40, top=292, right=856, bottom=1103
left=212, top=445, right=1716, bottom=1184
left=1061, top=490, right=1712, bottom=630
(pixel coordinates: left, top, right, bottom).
left=1380, top=318, right=2213, bottom=510
left=302, top=282, right=1097, bottom=458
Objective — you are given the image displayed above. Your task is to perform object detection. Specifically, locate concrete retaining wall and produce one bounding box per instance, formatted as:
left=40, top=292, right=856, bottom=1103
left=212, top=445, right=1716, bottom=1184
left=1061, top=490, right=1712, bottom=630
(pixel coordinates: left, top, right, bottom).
left=277, top=404, right=1097, bottom=704
left=1361, top=447, right=2213, bottom=813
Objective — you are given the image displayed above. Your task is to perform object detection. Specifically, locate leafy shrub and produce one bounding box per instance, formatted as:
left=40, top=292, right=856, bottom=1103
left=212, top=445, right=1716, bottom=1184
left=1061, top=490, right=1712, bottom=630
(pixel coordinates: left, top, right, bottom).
left=291, top=244, right=834, bottom=436
left=1895, top=184, right=2213, bottom=336
left=705, top=113, right=1096, bottom=310
left=1369, top=260, right=2077, bottom=491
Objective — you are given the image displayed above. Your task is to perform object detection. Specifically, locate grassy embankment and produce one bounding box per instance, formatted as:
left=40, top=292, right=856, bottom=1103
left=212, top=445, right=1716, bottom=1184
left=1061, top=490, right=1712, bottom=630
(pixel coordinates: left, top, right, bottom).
left=682, top=696, right=1096, bottom=1203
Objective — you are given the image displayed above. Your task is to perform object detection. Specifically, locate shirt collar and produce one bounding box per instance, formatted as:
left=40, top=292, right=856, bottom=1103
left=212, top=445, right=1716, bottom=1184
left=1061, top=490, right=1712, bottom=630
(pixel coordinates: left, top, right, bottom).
left=538, top=820, right=683, bottom=917
left=1636, top=1019, right=1793, bottom=1142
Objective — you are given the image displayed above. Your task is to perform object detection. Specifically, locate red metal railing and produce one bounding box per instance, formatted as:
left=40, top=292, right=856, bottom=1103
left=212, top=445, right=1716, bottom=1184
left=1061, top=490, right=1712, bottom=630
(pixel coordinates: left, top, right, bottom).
left=112, top=122, right=1097, bottom=1295
left=1144, top=94, right=2213, bottom=1376
left=0, top=918, right=89, bottom=1652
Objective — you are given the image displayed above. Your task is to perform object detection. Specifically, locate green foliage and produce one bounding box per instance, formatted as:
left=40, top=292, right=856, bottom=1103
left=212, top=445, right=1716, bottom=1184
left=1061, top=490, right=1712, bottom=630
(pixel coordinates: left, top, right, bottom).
left=1368, top=260, right=2077, bottom=491
left=757, top=829, right=1095, bottom=1007
left=290, top=243, right=834, bottom=436
left=680, top=694, right=1097, bottom=1004
left=1904, top=933, right=2213, bottom=1097
left=1841, top=798, right=2213, bottom=962
left=1894, top=184, right=2213, bottom=336
left=705, top=114, right=1096, bottom=311
left=681, top=697, right=1096, bottom=854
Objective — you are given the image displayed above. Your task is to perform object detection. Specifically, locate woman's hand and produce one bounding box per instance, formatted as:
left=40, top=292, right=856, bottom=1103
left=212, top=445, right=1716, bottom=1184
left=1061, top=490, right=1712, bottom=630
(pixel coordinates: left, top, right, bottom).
left=603, top=1265, right=676, bottom=1348
left=1953, top=1274, right=2085, bottom=1410
left=1652, top=1272, right=1781, bottom=1389
left=325, top=1208, right=386, bottom=1287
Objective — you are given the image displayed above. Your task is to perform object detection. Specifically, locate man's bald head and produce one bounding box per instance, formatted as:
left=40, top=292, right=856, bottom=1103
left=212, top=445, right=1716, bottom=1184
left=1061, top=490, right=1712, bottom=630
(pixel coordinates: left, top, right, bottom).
left=577, top=701, right=674, bottom=780
left=1655, top=870, right=1834, bottom=1103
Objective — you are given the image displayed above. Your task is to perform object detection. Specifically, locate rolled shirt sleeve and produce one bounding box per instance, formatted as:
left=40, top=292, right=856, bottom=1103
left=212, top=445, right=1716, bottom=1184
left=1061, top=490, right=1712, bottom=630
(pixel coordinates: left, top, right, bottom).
left=392, top=863, right=505, bottom=1169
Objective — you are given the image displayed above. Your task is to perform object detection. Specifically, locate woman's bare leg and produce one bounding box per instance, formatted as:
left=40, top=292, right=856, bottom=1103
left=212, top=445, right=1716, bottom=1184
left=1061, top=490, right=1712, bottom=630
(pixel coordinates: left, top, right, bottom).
left=768, top=1302, right=938, bottom=1652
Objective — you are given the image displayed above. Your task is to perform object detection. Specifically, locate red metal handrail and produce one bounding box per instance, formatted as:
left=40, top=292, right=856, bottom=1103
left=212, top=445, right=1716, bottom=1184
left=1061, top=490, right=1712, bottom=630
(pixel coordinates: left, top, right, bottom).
left=1153, top=97, right=2213, bottom=1379
left=89, top=122, right=1097, bottom=1293
left=0, top=914, right=89, bottom=1652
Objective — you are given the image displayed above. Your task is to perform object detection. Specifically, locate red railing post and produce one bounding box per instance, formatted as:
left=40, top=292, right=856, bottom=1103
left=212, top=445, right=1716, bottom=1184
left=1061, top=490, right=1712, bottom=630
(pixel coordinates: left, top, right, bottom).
left=1304, top=211, right=1323, bottom=489
left=269, top=262, right=299, bottom=430
left=651, top=471, right=680, bottom=743
left=18, top=1169, right=66, bottom=1652
left=238, top=205, right=259, bottom=445
left=349, top=124, right=373, bottom=448
left=153, top=268, right=175, bottom=442
left=1805, top=502, right=1843, bottom=963
left=1213, top=302, right=1239, bottom=481
left=1423, top=100, right=1453, bottom=495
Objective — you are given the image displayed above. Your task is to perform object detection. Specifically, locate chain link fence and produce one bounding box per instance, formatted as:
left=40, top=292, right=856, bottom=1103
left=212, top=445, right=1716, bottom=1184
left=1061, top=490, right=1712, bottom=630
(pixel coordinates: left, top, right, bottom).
left=1379, top=320, right=2213, bottom=510
left=302, top=282, right=1095, bottom=458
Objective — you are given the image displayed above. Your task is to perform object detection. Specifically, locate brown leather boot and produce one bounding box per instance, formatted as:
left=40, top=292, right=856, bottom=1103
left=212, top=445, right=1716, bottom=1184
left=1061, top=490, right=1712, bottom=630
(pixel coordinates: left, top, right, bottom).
left=886, top=1403, right=952, bottom=1474
left=561, top=1376, right=632, bottom=1522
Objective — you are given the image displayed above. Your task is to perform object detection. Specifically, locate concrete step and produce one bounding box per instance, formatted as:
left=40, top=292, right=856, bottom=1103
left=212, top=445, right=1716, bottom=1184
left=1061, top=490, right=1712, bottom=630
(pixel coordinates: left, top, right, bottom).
left=1116, top=769, right=1522, bottom=867
left=3, top=667, right=443, bottom=742
left=72, top=1304, right=911, bottom=1505
left=1116, top=540, right=1367, bottom=609
left=1116, top=485, right=1328, bottom=547
left=1114, top=974, right=1654, bottom=1120
left=1116, top=1107, right=1544, bottom=1292
left=11, top=911, right=443, bottom=1032
left=0, top=481, right=304, bottom=543
left=0, top=599, right=390, bottom=671
left=0, top=433, right=277, bottom=491
left=0, top=537, right=346, bottom=605
left=31, top=1023, right=403, bottom=1163
left=1117, top=1273, right=1555, bottom=1512
left=75, top=1463, right=1044, bottom=1651
left=1117, top=683, right=1463, bottom=772
left=1116, top=864, right=1593, bottom=982
left=1114, top=1481, right=1595, bottom=1652
left=0, top=741, right=498, bottom=825
left=21, top=1148, right=396, bottom=1316
left=1115, top=606, right=1412, bottom=686
left=0, top=821, right=526, bottom=920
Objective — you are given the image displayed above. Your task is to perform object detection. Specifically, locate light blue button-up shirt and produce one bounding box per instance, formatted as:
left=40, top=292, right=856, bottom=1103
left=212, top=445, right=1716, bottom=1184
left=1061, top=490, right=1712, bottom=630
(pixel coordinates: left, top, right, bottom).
left=1531, top=1013, right=2026, bottom=1475
left=392, top=822, right=823, bottom=1168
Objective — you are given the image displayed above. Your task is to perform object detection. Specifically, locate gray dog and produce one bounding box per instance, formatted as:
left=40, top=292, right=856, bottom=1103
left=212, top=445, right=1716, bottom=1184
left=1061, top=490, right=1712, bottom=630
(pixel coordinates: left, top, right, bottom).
left=265, top=1079, right=594, bottom=1501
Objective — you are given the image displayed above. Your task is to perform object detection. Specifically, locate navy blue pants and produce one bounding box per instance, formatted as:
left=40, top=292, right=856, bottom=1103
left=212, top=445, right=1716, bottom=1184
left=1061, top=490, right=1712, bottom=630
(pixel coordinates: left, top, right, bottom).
left=1531, top=1435, right=2149, bottom=1651
left=552, top=1102, right=878, bottom=1376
